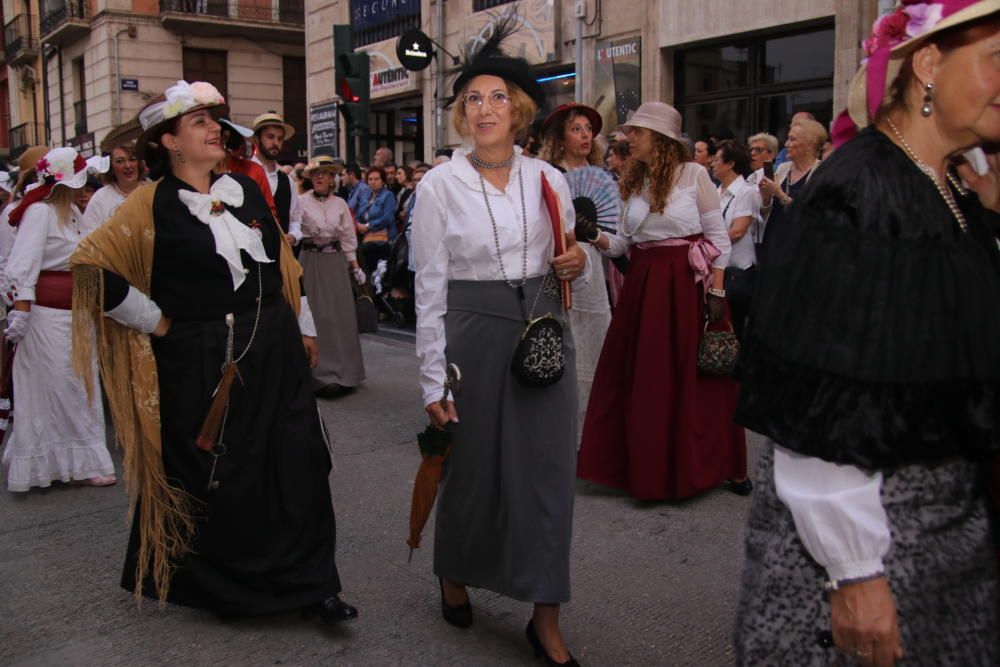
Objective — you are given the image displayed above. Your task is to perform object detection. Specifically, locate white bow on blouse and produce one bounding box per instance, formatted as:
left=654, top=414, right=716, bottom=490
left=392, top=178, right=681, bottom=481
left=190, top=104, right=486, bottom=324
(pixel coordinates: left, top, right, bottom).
left=177, top=174, right=273, bottom=291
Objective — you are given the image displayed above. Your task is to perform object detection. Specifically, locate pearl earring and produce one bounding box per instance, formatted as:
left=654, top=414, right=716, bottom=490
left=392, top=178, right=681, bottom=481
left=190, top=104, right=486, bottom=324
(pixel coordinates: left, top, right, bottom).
left=920, top=82, right=934, bottom=118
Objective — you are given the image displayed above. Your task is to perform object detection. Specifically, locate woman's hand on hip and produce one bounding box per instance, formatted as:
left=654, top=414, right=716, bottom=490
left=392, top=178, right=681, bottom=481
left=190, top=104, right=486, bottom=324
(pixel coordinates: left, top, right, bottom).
left=551, top=243, right=586, bottom=281
left=152, top=315, right=172, bottom=337
left=302, top=336, right=319, bottom=368
left=426, top=400, right=458, bottom=428
left=830, top=577, right=904, bottom=667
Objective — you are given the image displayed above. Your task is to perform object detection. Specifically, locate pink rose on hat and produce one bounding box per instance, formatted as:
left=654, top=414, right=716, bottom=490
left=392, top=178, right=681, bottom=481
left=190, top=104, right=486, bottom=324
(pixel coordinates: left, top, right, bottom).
left=189, top=81, right=225, bottom=106
left=863, top=9, right=911, bottom=56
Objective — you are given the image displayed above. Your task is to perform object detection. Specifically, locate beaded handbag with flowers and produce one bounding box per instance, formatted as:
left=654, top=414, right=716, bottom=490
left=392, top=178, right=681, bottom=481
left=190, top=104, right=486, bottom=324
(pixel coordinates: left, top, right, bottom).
left=697, top=318, right=739, bottom=376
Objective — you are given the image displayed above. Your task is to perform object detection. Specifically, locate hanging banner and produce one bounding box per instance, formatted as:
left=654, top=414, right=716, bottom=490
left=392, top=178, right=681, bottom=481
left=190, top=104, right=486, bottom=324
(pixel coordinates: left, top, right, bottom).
left=351, top=0, right=420, bottom=31
left=594, top=36, right=641, bottom=135
left=464, top=1, right=557, bottom=66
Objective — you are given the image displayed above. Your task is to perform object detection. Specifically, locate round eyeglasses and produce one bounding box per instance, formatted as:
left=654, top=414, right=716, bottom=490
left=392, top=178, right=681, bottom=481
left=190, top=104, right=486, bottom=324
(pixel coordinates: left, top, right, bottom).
left=463, top=91, right=511, bottom=110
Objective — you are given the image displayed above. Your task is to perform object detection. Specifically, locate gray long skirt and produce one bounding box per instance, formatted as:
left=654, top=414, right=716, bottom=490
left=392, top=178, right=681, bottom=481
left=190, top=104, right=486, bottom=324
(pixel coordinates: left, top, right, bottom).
left=300, top=249, right=365, bottom=390
left=435, top=276, right=578, bottom=604
left=735, top=442, right=999, bottom=666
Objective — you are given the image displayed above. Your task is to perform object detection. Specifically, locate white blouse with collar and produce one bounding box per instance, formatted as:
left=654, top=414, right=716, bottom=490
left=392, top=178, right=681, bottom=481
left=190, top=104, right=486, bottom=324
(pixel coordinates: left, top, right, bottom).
left=411, top=147, right=577, bottom=406
left=602, top=162, right=731, bottom=269
left=7, top=202, right=86, bottom=302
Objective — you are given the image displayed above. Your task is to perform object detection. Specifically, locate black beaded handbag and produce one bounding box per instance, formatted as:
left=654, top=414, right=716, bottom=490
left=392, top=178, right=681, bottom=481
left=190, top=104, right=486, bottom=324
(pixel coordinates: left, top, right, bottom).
left=697, top=318, right=739, bottom=376
left=510, top=273, right=566, bottom=387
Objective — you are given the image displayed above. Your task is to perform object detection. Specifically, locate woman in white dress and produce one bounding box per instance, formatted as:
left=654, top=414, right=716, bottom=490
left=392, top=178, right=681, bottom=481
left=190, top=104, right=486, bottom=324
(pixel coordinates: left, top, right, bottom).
left=538, top=103, right=613, bottom=437
left=82, top=140, right=144, bottom=231
left=2, top=147, right=115, bottom=491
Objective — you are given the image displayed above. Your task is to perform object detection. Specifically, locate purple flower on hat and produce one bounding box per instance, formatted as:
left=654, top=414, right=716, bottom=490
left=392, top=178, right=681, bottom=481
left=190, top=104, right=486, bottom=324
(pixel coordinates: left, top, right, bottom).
left=903, top=2, right=944, bottom=38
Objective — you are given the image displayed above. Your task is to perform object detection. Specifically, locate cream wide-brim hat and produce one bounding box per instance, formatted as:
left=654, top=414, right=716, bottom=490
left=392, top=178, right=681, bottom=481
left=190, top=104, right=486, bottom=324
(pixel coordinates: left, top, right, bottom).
left=847, top=0, right=1000, bottom=128
left=619, top=101, right=683, bottom=141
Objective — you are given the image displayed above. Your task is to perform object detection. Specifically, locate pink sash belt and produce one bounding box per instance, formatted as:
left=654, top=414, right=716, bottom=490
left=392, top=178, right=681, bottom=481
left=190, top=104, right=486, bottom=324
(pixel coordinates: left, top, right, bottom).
left=635, top=235, right=720, bottom=294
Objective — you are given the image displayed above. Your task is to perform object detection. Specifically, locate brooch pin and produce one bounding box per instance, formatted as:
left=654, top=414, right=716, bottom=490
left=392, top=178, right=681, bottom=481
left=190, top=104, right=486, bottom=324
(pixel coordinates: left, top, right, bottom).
left=210, top=200, right=225, bottom=216
left=249, top=219, right=263, bottom=238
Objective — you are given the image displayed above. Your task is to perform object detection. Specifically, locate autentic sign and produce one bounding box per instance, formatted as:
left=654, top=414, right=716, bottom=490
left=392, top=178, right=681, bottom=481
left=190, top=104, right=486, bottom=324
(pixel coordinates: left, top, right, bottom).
left=363, top=37, right=420, bottom=99
left=371, top=66, right=411, bottom=94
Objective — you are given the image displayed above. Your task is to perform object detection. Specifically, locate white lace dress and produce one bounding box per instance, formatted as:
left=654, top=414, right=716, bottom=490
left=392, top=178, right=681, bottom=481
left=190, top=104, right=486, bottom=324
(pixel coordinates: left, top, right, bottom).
left=2, top=202, right=112, bottom=491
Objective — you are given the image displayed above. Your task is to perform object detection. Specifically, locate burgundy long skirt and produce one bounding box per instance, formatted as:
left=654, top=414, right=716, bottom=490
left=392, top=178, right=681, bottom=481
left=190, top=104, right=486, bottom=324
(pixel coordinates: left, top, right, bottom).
left=577, top=241, right=747, bottom=500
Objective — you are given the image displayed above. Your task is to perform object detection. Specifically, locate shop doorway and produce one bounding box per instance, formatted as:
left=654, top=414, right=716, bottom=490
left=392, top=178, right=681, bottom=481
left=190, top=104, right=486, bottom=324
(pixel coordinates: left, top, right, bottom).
left=368, top=99, right=423, bottom=166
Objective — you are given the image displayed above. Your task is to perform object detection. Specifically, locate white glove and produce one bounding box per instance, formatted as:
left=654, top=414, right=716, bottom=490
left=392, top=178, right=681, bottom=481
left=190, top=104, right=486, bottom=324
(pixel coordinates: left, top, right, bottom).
left=353, top=266, right=366, bottom=285
left=298, top=295, right=317, bottom=337
left=4, top=310, right=30, bottom=344
left=104, top=286, right=163, bottom=334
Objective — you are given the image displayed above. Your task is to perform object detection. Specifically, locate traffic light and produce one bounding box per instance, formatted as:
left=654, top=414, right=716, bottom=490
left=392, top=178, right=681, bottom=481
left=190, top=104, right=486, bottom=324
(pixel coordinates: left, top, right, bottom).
left=333, top=24, right=370, bottom=165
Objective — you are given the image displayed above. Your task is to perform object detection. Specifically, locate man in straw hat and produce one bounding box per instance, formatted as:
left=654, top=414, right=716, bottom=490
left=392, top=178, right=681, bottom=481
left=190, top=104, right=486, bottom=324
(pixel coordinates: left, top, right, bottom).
left=251, top=112, right=302, bottom=248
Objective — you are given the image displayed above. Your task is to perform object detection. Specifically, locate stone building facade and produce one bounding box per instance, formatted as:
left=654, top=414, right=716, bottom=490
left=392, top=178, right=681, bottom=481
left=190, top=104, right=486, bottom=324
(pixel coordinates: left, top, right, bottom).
left=304, top=0, right=885, bottom=164
left=5, top=0, right=309, bottom=160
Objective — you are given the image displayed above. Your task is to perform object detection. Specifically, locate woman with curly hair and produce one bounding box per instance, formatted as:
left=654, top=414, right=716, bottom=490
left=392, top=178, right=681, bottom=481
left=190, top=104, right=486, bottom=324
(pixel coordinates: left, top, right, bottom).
left=538, top=103, right=613, bottom=437
left=577, top=101, right=749, bottom=500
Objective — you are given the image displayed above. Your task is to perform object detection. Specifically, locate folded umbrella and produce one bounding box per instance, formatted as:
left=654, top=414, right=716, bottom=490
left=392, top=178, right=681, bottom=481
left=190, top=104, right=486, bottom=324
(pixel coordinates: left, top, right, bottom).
left=407, top=363, right=461, bottom=560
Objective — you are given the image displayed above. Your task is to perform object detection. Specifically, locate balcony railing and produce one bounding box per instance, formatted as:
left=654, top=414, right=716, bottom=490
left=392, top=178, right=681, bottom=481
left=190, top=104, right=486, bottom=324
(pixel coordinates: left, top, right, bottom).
left=40, top=0, right=91, bottom=46
left=4, top=15, right=38, bottom=65
left=159, top=0, right=305, bottom=42
left=9, top=122, right=46, bottom=160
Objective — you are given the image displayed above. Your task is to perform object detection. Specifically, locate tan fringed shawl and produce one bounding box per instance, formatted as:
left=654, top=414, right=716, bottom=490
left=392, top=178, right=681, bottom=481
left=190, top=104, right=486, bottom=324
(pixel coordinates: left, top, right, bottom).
left=70, top=180, right=302, bottom=604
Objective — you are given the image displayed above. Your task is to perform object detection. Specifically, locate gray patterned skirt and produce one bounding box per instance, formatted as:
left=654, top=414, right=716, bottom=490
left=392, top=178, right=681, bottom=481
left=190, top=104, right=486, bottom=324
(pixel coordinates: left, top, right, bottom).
left=735, top=442, right=998, bottom=666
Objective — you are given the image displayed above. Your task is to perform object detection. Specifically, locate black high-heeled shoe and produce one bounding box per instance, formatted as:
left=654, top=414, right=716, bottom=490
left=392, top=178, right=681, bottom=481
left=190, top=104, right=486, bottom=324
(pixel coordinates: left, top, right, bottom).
left=303, top=595, right=358, bottom=624
left=439, top=578, right=472, bottom=628
left=525, top=619, right=580, bottom=666
left=727, top=477, right=754, bottom=496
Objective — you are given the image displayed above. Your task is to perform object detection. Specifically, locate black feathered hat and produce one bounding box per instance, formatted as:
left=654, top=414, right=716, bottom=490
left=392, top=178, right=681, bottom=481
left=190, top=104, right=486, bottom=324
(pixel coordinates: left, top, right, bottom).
left=451, top=5, right=546, bottom=109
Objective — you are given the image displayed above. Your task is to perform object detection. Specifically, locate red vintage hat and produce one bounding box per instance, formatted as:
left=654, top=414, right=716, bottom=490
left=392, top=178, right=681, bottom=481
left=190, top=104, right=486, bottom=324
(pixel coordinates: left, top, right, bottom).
left=541, top=103, right=603, bottom=137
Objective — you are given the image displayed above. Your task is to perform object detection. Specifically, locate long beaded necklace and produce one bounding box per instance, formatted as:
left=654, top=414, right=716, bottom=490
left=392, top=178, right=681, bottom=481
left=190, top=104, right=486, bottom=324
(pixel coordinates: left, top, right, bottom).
left=621, top=180, right=652, bottom=239
left=885, top=117, right=968, bottom=233
left=479, top=166, right=528, bottom=289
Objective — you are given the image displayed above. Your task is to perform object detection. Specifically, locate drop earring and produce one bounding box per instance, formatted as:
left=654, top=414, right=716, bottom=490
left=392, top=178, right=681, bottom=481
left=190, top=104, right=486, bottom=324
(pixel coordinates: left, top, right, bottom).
left=920, top=82, right=934, bottom=117
left=173, top=149, right=186, bottom=164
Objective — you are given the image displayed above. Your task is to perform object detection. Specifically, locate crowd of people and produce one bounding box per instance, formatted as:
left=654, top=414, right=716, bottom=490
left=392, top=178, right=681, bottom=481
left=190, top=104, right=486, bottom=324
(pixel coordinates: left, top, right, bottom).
left=1, top=1, right=998, bottom=666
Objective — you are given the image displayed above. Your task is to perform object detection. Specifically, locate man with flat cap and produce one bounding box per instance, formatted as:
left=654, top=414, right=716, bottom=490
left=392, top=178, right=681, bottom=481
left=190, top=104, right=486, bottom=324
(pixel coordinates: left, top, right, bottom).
left=251, top=112, right=302, bottom=249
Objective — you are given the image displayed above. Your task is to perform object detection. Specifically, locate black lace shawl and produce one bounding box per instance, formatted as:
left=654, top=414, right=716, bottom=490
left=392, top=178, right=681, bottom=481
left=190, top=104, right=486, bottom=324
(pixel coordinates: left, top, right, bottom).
left=736, top=127, right=1000, bottom=470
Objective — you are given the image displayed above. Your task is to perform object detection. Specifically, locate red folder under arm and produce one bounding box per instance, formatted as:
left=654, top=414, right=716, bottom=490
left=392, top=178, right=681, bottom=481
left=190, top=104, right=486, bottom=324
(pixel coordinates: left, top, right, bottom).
left=540, top=172, right=572, bottom=310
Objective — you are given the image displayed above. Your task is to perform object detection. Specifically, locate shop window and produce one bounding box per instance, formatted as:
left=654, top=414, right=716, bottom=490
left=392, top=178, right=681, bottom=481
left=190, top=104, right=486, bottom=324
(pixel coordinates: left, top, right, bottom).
left=536, top=70, right=576, bottom=118
left=682, top=98, right=749, bottom=148
left=674, top=24, right=834, bottom=142
left=760, top=30, right=835, bottom=85
left=678, top=45, right=749, bottom=97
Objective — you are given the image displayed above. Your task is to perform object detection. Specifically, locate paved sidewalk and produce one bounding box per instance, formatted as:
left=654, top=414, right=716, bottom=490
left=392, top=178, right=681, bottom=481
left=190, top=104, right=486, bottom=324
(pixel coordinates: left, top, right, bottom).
left=0, top=335, right=758, bottom=666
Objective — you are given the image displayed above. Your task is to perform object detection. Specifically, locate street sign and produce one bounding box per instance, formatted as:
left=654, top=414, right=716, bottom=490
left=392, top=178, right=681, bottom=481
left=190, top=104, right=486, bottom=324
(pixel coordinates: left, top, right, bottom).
left=397, top=29, right=433, bottom=72
left=309, top=101, right=340, bottom=157
left=120, top=78, right=139, bottom=91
